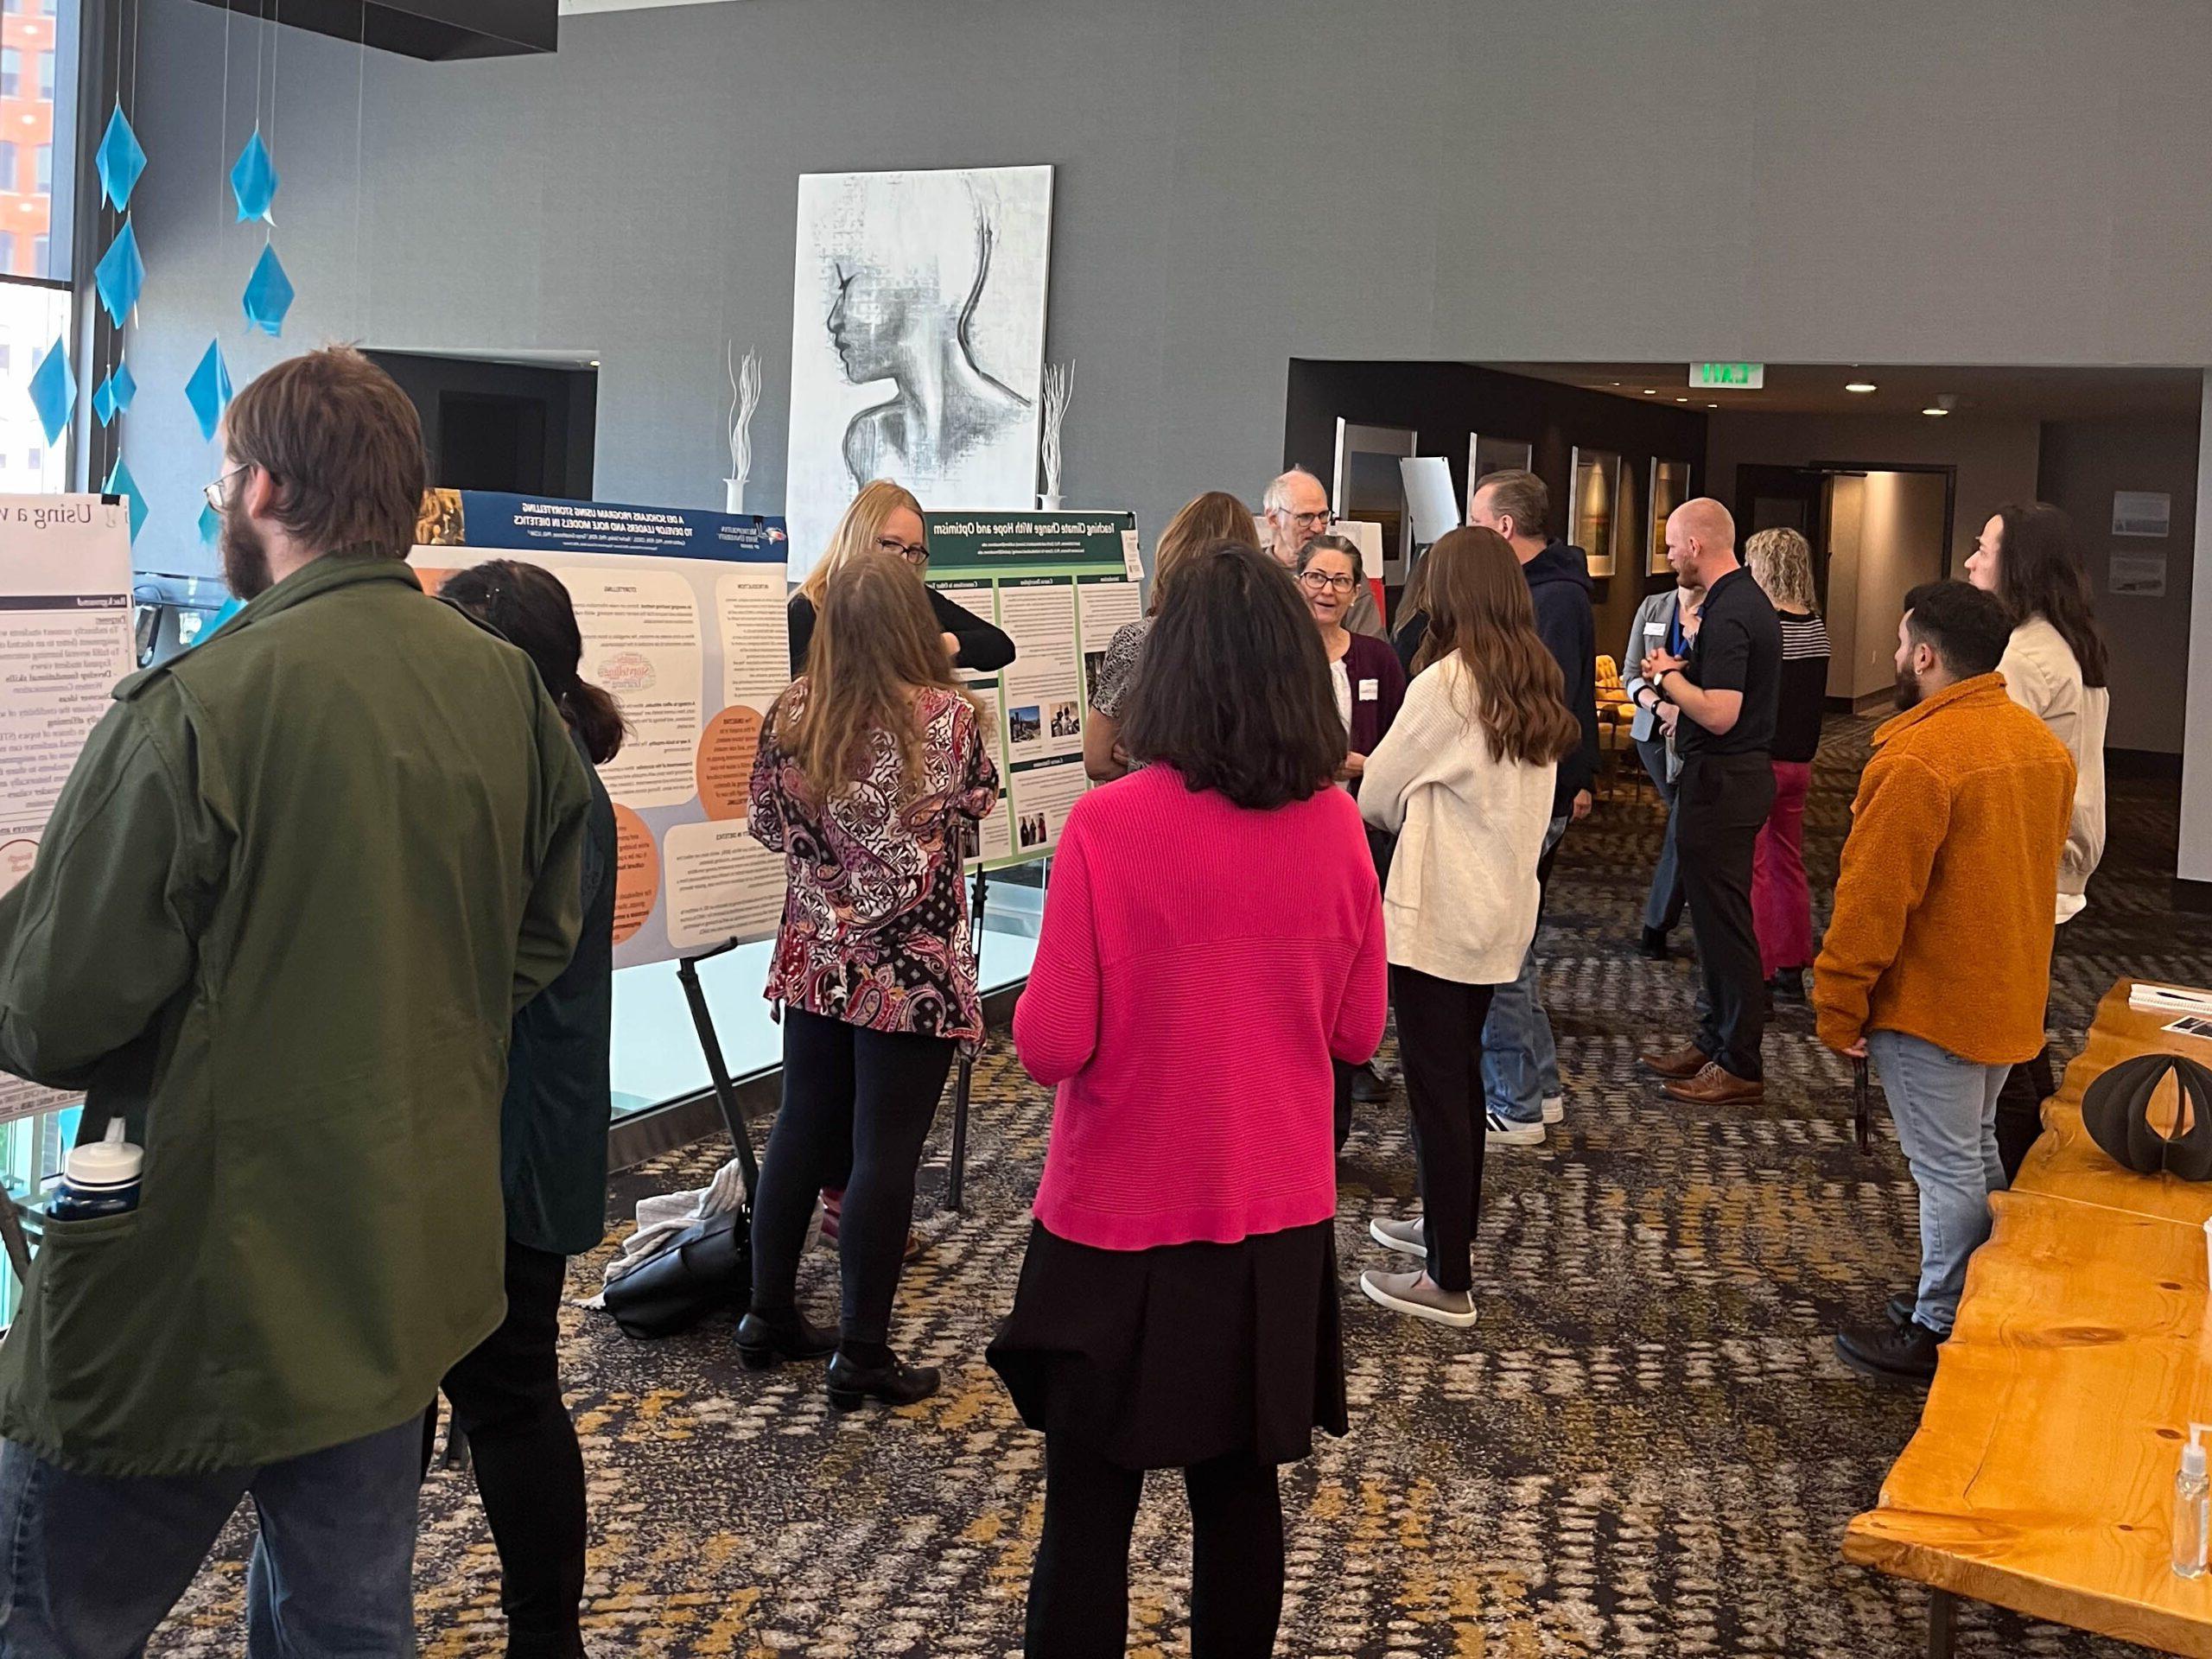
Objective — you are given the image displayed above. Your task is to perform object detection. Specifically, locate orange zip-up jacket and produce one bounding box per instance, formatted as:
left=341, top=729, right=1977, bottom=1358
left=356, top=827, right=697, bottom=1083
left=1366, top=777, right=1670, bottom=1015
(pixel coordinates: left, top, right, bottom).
left=1813, top=673, right=2075, bottom=1065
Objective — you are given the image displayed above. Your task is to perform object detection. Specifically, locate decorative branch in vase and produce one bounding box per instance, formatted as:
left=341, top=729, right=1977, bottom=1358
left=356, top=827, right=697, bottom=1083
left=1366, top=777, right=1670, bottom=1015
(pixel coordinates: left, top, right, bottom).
left=725, top=345, right=762, bottom=515
left=1039, top=361, right=1072, bottom=510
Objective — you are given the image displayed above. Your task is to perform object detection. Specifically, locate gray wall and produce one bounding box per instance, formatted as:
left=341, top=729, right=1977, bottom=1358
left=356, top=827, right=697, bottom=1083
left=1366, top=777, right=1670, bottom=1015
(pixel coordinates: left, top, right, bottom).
left=2037, top=413, right=2201, bottom=753
left=118, top=0, right=2212, bottom=583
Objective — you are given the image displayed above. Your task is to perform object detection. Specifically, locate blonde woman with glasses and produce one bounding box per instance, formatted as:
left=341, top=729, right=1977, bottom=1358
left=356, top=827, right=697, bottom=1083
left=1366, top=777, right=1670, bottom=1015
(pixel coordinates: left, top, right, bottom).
left=1743, top=527, right=1830, bottom=1003
left=786, top=479, right=1014, bottom=677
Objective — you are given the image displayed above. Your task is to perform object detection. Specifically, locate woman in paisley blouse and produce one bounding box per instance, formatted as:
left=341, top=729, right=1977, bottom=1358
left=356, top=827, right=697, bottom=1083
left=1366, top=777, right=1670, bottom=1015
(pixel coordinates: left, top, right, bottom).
left=741, top=549, right=1001, bottom=1409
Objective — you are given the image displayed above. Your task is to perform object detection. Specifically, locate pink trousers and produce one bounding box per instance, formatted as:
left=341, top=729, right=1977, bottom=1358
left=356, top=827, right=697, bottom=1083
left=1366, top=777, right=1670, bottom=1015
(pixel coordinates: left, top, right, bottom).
left=1751, top=760, right=1813, bottom=978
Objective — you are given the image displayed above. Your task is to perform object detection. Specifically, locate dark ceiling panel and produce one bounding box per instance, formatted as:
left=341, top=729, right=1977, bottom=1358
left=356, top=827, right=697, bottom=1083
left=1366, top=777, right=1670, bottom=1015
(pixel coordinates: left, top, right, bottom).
left=183, top=0, right=556, bottom=61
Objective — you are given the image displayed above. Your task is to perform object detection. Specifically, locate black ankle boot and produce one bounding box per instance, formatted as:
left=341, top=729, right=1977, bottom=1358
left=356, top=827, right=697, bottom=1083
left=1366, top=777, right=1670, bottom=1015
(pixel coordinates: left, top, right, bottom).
left=826, top=1344, right=940, bottom=1410
left=1639, top=926, right=1671, bottom=961
left=735, top=1307, right=837, bottom=1370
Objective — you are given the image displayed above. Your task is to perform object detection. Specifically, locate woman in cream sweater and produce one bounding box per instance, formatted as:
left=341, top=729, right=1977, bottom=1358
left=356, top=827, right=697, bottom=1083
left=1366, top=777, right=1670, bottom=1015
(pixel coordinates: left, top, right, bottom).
left=1356, top=527, right=1581, bottom=1328
left=1966, top=501, right=2111, bottom=1176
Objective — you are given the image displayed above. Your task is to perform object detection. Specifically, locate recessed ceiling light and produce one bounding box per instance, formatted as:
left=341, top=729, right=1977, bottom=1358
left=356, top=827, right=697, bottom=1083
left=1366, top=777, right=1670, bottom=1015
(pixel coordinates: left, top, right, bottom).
left=1921, top=406, right=1948, bottom=416
left=1845, top=382, right=1877, bottom=394
left=1675, top=397, right=1688, bottom=403
left=1643, top=388, right=1656, bottom=395
left=1611, top=381, right=1622, bottom=387
left=1707, top=403, right=1719, bottom=409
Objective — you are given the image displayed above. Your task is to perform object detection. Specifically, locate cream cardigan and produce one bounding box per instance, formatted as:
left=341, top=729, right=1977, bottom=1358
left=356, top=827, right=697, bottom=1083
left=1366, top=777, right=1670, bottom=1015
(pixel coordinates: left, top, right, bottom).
left=1358, top=653, right=1558, bottom=985
left=1998, top=615, right=2108, bottom=919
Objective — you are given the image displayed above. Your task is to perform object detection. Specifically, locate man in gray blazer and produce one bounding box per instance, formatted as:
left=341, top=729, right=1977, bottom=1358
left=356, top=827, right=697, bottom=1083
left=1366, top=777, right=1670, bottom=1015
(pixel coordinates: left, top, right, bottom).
left=1622, top=575, right=1703, bottom=957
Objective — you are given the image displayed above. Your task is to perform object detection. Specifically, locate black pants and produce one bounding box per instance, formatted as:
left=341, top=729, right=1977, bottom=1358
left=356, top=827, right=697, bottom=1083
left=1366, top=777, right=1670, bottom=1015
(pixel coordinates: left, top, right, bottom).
left=751, top=1007, right=955, bottom=1344
left=1026, top=1433, right=1283, bottom=1658
left=1389, top=964, right=1498, bottom=1295
left=1994, top=982, right=2056, bottom=1179
left=1675, top=752, right=1775, bottom=1082
left=438, top=1238, right=588, bottom=1659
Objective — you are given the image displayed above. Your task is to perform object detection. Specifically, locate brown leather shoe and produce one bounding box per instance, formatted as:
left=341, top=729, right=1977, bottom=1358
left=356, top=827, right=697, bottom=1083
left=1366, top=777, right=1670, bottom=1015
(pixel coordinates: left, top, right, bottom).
left=1639, top=1041, right=1710, bottom=1080
left=1662, top=1061, right=1765, bottom=1105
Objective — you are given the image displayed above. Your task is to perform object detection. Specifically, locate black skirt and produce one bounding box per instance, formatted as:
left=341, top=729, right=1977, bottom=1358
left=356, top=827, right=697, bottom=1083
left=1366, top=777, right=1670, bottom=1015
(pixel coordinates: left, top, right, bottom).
left=986, top=1218, right=1347, bottom=1470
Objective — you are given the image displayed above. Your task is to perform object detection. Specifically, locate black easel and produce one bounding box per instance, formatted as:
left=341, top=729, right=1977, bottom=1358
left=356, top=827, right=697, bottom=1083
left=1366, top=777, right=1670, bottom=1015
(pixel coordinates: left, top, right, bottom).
left=943, top=825, right=988, bottom=1213
left=676, top=938, right=760, bottom=1199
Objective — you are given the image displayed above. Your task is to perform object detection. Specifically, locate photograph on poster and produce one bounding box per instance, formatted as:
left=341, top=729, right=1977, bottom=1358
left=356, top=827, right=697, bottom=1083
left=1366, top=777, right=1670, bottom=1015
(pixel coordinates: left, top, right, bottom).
left=1083, top=649, right=1107, bottom=703
left=1009, top=704, right=1042, bottom=744
left=785, top=165, right=1054, bottom=576
left=1049, top=701, right=1081, bottom=739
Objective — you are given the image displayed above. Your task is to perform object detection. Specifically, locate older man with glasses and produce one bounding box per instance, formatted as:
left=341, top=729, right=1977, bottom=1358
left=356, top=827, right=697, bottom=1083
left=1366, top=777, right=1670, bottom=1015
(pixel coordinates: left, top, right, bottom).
left=1263, top=467, right=1384, bottom=639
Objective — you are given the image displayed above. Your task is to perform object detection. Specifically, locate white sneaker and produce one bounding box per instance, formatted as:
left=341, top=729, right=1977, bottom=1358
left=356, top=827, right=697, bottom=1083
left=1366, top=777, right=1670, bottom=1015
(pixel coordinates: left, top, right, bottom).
left=1360, top=1268, right=1478, bottom=1329
left=1485, top=1108, right=1545, bottom=1147
left=1542, top=1094, right=1566, bottom=1125
left=1369, top=1216, right=1425, bottom=1258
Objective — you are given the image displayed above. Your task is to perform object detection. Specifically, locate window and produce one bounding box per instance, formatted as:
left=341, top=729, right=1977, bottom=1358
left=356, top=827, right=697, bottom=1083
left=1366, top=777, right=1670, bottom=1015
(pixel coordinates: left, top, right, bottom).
left=33, top=145, right=47, bottom=193
left=1, top=3, right=18, bottom=16
left=35, top=51, right=50, bottom=100
left=0, top=233, right=14, bottom=270
left=0, top=143, right=16, bottom=192
left=25, top=447, right=40, bottom=470
left=2, top=49, right=20, bottom=99
left=30, top=234, right=46, bottom=272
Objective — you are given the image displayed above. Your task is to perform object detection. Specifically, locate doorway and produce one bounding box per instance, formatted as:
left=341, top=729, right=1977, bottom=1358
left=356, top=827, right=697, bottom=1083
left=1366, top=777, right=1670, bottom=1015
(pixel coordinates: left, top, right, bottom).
left=365, top=350, right=599, bottom=499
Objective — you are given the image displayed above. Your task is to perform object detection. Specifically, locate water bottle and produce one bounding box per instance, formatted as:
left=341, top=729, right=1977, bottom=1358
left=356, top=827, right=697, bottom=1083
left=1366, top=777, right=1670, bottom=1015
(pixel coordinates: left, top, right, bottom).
left=46, top=1120, right=141, bottom=1220
left=2176, top=1423, right=2210, bottom=1580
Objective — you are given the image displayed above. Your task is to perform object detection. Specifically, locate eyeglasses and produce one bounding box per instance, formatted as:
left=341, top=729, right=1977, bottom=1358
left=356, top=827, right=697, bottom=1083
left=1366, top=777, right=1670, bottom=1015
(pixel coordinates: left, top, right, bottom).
left=875, top=536, right=929, bottom=567
left=1284, top=509, right=1334, bottom=528
left=1298, top=569, right=1357, bottom=594
left=203, top=464, right=250, bottom=514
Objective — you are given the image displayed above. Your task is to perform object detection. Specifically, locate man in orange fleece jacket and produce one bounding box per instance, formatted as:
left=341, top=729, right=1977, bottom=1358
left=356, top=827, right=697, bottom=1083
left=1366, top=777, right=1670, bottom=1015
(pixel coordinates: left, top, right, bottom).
left=1815, top=580, right=2074, bottom=1383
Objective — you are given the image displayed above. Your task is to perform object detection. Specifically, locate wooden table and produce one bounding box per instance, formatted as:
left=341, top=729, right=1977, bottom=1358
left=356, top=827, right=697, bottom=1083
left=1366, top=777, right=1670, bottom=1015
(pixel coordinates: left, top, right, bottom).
left=1844, top=1192, right=2212, bottom=1654
left=1847, top=977, right=2212, bottom=1656
left=2014, top=979, right=2212, bottom=1228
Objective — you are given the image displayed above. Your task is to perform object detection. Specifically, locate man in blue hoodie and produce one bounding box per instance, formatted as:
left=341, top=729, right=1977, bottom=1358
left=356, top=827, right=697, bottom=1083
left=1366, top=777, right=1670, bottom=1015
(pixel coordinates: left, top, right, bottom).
left=1467, top=470, right=1600, bottom=1144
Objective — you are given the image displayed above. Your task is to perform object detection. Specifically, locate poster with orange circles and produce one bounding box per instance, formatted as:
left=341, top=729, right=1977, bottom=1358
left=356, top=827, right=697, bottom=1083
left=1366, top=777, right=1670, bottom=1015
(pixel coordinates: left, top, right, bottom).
left=409, top=491, right=791, bottom=969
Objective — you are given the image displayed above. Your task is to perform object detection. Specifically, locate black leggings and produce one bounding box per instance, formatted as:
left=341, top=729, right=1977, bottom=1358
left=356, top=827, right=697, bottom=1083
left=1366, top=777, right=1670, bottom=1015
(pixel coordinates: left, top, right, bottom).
left=1391, top=965, right=1498, bottom=1295
left=437, top=1238, right=588, bottom=1659
left=1026, top=1433, right=1283, bottom=1658
left=750, top=1007, right=955, bottom=1345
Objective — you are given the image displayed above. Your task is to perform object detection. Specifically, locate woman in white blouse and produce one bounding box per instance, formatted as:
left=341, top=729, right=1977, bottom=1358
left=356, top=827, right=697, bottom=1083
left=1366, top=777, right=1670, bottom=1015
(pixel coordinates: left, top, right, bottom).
left=1965, top=500, right=2111, bottom=1176
left=1355, top=526, right=1580, bottom=1329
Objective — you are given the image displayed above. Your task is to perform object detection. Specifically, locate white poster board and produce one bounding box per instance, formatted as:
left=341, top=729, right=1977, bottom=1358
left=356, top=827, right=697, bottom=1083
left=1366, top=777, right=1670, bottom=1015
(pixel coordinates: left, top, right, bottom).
left=410, top=492, right=791, bottom=969
left=0, top=497, right=136, bottom=1124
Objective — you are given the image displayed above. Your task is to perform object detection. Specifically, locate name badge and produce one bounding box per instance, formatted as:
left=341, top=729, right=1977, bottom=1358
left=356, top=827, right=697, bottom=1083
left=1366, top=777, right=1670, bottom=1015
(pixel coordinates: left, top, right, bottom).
left=1357, top=678, right=1379, bottom=702
left=1645, top=621, right=1665, bottom=635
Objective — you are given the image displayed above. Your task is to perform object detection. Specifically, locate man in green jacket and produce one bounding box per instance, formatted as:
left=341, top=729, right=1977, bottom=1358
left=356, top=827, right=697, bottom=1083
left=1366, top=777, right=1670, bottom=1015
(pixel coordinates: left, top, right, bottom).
left=0, top=346, right=591, bottom=1656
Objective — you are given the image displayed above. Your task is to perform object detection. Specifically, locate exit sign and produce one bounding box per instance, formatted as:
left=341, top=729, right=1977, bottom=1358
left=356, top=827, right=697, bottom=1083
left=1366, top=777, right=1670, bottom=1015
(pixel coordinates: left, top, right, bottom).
left=1691, top=362, right=1764, bottom=390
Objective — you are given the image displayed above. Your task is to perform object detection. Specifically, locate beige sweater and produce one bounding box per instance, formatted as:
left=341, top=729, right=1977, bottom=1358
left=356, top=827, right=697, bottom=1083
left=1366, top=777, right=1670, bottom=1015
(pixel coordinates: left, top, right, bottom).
left=1998, top=615, right=2108, bottom=918
left=1358, top=654, right=1557, bottom=984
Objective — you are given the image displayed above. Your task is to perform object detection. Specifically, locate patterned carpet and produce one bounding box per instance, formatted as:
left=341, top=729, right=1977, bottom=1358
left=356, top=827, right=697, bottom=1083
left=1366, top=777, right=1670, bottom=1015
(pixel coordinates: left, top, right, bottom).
left=152, top=716, right=2212, bottom=1657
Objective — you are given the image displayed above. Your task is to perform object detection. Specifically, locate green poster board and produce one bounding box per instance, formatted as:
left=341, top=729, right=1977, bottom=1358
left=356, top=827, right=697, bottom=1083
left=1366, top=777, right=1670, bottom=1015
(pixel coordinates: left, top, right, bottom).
left=925, top=511, right=1143, bottom=870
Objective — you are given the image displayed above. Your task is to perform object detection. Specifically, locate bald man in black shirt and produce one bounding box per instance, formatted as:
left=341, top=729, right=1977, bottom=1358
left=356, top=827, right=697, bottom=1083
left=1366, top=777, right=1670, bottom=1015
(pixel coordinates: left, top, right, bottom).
left=1636, top=499, right=1783, bottom=1105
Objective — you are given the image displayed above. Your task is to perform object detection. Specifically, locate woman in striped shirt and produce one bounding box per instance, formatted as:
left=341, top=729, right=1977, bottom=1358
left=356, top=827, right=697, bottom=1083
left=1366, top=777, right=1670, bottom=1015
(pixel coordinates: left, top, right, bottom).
left=1745, top=528, right=1831, bottom=1003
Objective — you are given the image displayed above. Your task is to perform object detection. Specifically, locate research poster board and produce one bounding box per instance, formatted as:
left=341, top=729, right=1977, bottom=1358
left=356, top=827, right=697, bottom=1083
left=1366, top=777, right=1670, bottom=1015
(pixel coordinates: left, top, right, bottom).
left=922, top=510, right=1141, bottom=870
left=0, top=497, right=135, bottom=1124
left=410, top=491, right=791, bottom=969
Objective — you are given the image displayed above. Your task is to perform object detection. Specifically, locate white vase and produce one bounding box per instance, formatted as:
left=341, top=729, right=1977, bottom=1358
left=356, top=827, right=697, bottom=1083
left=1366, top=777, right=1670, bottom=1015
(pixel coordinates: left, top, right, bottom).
left=1038, top=492, right=1064, bottom=512
left=724, top=478, right=747, bottom=515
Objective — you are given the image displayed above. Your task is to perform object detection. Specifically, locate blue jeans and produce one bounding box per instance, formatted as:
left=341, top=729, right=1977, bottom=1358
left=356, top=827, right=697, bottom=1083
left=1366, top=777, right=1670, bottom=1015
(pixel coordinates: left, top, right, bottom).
left=1484, top=815, right=1569, bottom=1123
left=1867, top=1029, right=2010, bottom=1337
left=0, top=1417, right=422, bottom=1658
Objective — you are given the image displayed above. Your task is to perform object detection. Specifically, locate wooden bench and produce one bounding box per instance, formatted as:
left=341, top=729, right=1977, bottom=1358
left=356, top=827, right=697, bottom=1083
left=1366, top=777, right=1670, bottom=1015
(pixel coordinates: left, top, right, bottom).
left=1845, top=978, right=2212, bottom=1656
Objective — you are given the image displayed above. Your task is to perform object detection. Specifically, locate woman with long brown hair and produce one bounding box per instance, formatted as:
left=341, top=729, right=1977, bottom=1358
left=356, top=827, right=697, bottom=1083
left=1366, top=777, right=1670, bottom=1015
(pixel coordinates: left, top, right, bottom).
left=744, top=549, right=1001, bottom=1408
left=1355, top=526, right=1580, bottom=1329
left=1083, top=489, right=1253, bottom=782
left=787, top=478, right=1014, bottom=677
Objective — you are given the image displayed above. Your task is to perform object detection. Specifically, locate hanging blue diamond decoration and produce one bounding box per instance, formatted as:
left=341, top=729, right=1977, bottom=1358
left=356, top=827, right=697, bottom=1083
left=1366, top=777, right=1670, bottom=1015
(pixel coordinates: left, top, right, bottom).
left=92, top=359, right=138, bottom=428
left=199, top=501, right=221, bottom=550
left=96, top=104, right=147, bottom=211
left=185, top=340, right=233, bottom=442
left=27, top=338, right=75, bottom=444
left=104, top=455, right=147, bottom=544
left=241, top=243, right=295, bottom=337
left=93, top=218, right=144, bottom=327
left=230, top=127, right=278, bottom=223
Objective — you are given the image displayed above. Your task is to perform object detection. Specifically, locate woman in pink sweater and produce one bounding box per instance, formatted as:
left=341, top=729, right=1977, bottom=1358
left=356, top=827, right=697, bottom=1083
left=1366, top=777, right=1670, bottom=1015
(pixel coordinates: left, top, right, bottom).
left=988, top=542, right=1387, bottom=1659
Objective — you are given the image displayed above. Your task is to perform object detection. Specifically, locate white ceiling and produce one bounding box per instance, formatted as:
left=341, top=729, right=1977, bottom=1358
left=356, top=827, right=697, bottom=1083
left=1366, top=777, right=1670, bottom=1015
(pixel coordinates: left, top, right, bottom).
left=1490, top=362, right=2204, bottom=421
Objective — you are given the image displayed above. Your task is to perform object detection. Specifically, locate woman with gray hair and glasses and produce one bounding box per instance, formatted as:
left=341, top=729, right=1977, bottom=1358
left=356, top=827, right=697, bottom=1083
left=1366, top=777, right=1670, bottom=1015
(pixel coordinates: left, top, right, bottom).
left=1744, top=526, right=1830, bottom=1004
